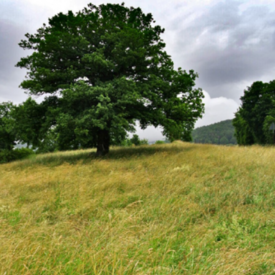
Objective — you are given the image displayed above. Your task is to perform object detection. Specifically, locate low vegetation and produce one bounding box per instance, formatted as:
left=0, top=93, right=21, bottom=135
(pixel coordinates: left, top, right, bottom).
left=0, top=147, right=35, bottom=164
left=1, top=142, right=275, bottom=274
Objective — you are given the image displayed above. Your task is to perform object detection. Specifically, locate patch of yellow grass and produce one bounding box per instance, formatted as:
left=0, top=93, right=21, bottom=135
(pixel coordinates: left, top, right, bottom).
left=1, top=143, right=275, bottom=274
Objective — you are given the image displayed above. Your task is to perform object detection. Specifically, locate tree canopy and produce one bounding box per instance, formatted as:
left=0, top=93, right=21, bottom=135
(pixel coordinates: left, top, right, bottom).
left=0, top=102, right=16, bottom=150
left=16, top=3, right=204, bottom=155
left=233, top=80, right=275, bottom=145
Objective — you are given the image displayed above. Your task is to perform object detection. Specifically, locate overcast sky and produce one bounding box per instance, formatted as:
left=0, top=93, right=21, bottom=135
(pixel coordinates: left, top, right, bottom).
left=1, top=0, right=275, bottom=140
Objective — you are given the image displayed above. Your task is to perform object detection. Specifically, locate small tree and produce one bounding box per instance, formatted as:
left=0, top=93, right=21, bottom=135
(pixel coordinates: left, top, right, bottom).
left=155, top=140, right=165, bottom=144
left=16, top=3, right=204, bottom=156
left=0, top=102, right=16, bottom=150
left=130, top=134, right=141, bottom=146
left=11, top=97, right=60, bottom=150
left=140, top=139, right=148, bottom=145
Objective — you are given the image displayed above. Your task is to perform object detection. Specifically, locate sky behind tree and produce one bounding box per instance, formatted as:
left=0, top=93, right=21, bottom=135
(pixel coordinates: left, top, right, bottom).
left=1, top=0, right=275, bottom=140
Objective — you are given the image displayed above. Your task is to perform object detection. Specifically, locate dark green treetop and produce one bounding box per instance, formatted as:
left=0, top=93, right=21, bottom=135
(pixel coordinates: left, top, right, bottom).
left=0, top=102, right=16, bottom=150
left=233, top=80, right=275, bottom=145
left=16, top=3, right=204, bottom=155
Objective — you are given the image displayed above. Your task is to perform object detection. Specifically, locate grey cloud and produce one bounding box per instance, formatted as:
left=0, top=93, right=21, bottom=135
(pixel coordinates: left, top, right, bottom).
left=1, top=0, right=275, bottom=130
left=0, top=21, right=23, bottom=76
left=0, top=20, right=29, bottom=103
left=204, top=1, right=241, bottom=32
left=162, top=1, right=275, bottom=101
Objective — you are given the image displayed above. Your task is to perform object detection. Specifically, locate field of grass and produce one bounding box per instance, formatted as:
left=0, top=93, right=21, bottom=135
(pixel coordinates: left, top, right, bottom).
left=1, top=142, right=275, bottom=274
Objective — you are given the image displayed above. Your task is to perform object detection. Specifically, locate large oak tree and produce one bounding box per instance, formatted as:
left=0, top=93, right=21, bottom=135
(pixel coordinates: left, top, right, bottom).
left=16, top=3, right=204, bottom=155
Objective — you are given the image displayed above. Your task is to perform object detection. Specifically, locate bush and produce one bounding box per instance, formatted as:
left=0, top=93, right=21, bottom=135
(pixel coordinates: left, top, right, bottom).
left=0, top=148, right=35, bottom=164
left=140, top=139, right=149, bottom=145
left=155, top=140, right=165, bottom=144
left=120, top=135, right=148, bottom=147
left=120, top=139, right=132, bottom=147
left=14, top=148, right=35, bottom=159
left=130, top=134, right=141, bottom=146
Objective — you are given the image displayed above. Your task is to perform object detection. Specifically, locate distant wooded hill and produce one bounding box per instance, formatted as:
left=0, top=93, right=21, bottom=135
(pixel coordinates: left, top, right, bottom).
left=192, top=119, right=237, bottom=145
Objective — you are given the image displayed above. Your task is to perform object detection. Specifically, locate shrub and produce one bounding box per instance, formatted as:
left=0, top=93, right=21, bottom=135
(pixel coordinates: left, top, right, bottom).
left=140, top=139, right=149, bottom=145
left=130, top=134, right=141, bottom=146
left=155, top=140, right=165, bottom=144
left=0, top=148, right=35, bottom=164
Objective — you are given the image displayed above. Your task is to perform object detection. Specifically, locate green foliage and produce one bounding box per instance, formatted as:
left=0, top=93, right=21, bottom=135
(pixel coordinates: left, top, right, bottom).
left=263, top=102, right=275, bottom=144
left=192, top=120, right=237, bottom=145
left=16, top=3, right=204, bottom=156
left=120, top=138, right=133, bottom=147
left=155, top=140, right=165, bottom=144
left=119, top=134, right=148, bottom=146
left=129, top=134, right=148, bottom=146
left=219, top=136, right=228, bottom=144
left=36, top=130, right=59, bottom=153
left=0, top=102, right=36, bottom=164
left=130, top=134, right=141, bottom=146
left=234, top=80, right=275, bottom=145
left=0, top=148, right=35, bottom=164
left=233, top=110, right=254, bottom=145
left=14, top=148, right=35, bottom=159
left=140, top=139, right=149, bottom=145
left=11, top=97, right=60, bottom=149
left=0, top=150, right=16, bottom=163
left=0, top=102, right=16, bottom=150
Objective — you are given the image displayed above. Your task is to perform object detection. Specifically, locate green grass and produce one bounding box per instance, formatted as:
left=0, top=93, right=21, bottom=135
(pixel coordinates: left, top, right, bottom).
left=1, top=142, right=275, bottom=274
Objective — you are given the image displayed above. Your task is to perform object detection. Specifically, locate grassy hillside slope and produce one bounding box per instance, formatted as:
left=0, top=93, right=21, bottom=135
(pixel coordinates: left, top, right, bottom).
left=1, top=143, right=275, bottom=274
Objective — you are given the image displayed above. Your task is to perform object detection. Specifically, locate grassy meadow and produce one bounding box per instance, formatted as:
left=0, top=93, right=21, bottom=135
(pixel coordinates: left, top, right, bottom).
left=1, top=142, right=275, bottom=274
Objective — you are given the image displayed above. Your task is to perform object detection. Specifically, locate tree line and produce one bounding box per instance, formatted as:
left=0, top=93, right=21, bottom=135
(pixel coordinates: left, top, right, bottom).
left=192, top=120, right=237, bottom=145
left=233, top=80, right=275, bottom=145
left=0, top=3, right=204, bottom=162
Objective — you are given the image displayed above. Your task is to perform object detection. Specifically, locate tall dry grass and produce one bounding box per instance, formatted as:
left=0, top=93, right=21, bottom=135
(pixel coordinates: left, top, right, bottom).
left=1, top=142, right=275, bottom=274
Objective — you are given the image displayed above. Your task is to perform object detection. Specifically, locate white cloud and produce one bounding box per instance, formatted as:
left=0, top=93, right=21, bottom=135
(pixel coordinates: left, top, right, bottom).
left=132, top=125, right=165, bottom=143
left=195, top=91, right=239, bottom=128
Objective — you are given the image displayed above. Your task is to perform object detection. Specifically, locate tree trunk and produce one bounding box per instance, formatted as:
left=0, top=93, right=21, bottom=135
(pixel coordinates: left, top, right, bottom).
left=96, top=129, right=110, bottom=156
